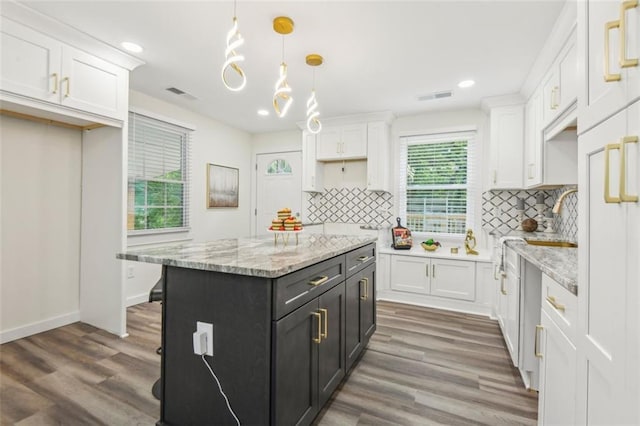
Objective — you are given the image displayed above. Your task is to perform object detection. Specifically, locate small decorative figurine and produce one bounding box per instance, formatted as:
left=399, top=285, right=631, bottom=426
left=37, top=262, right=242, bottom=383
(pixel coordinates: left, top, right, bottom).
left=464, top=229, right=479, bottom=255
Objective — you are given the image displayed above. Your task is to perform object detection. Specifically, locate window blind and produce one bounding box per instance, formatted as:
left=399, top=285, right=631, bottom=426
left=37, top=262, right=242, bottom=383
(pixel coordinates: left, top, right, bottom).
left=398, top=131, right=476, bottom=236
left=127, top=111, right=191, bottom=233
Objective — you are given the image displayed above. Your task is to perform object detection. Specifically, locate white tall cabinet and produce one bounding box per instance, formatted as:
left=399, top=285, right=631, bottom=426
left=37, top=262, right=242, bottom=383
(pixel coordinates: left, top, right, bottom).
left=577, top=0, right=639, bottom=422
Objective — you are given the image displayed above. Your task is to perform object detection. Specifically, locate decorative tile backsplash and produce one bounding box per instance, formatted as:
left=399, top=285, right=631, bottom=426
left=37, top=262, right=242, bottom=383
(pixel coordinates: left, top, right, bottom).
left=482, top=187, right=578, bottom=242
left=307, top=188, right=393, bottom=225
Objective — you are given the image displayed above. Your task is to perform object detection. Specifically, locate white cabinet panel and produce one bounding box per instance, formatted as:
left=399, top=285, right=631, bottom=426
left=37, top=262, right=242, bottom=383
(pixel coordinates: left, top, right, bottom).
left=488, top=105, right=524, bottom=189
left=316, top=124, right=367, bottom=161
left=302, top=131, right=323, bottom=192
left=542, top=32, right=577, bottom=127
left=366, top=121, right=390, bottom=192
left=429, top=259, right=475, bottom=301
left=390, top=255, right=429, bottom=294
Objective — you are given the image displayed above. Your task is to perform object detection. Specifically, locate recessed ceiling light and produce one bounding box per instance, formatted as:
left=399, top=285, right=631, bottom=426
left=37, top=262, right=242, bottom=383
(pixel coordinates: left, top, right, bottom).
left=257, top=109, right=269, bottom=116
left=458, top=80, right=475, bottom=88
left=121, top=41, right=143, bottom=53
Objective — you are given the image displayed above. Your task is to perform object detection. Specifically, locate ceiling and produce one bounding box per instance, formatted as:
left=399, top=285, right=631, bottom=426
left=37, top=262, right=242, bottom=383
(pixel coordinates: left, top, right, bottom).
left=20, top=1, right=565, bottom=134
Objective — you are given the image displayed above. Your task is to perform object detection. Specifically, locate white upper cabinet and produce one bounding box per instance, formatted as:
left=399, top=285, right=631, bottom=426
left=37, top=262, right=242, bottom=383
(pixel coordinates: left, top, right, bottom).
left=579, top=0, right=639, bottom=133
left=525, top=87, right=544, bottom=187
left=0, top=17, right=127, bottom=121
left=366, top=121, right=390, bottom=192
left=316, top=123, right=367, bottom=161
left=488, top=104, right=524, bottom=189
left=542, top=31, right=578, bottom=127
left=302, top=131, right=324, bottom=192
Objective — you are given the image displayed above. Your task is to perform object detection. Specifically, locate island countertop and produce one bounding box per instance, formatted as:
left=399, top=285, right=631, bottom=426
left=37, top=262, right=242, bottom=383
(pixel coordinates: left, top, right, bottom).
left=117, top=234, right=377, bottom=278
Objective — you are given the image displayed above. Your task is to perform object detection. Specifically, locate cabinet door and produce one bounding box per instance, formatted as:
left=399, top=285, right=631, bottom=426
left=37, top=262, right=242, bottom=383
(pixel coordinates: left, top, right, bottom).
left=61, top=46, right=127, bottom=119
left=504, top=264, right=520, bottom=367
left=0, top=17, right=61, bottom=103
left=538, top=310, right=576, bottom=426
left=542, top=68, right=560, bottom=126
left=579, top=0, right=629, bottom=132
left=302, top=131, right=323, bottom=192
left=345, top=266, right=376, bottom=372
left=273, top=299, right=319, bottom=426
left=390, top=255, right=429, bottom=294
left=558, top=36, right=578, bottom=113
left=489, top=105, right=524, bottom=189
left=317, top=283, right=345, bottom=408
left=496, top=273, right=508, bottom=336
left=366, top=121, right=390, bottom=192
left=429, top=259, right=476, bottom=301
left=340, top=123, right=367, bottom=160
left=576, top=106, right=627, bottom=425
left=361, top=267, right=376, bottom=342
left=316, top=128, right=341, bottom=161
left=525, top=88, right=543, bottom=187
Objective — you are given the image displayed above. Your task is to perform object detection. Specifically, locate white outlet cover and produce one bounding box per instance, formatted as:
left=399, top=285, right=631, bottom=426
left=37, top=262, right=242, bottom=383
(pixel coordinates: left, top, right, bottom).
left=196, top=321, right=214, bottom=356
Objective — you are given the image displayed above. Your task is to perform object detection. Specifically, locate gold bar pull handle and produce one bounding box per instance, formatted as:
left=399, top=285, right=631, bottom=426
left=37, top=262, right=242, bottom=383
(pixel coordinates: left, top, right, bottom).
left=52, top=73, right=58, bottom=94
left=426, top=264, right=429, bottom=278
left=605, top=143, right=622, bottom=203
left=620, top=0, right=639, bottom=68
left=546, top=295, right=566, bottom=312
left=312, top=312, right=322, bottom=344
left=535, top=325, right=544, bottom=358
left=605, top=20, right=622, bottom=82
left=360, top=279, right=366, bottom=300
left=357, top=255, right=370, bottom=262
left=551, top=86, right=559, bottom=109
left=620, top=136, right=639, bottom=202
left=500, top=275, right=507, bottom=295
left=363, top=277, right=369, bottom=300
left=432, top=264, right=436, bottom=279
left=63, top=77, right=70, bottom=98
left=319, top=308, right=328, bottom=339
left=309, top=275, right=328, bottom=286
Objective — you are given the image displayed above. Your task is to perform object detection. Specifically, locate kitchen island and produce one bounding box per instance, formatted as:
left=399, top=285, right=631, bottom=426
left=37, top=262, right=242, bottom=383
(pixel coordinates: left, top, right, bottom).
left=117, top=234, right=377, bottom=426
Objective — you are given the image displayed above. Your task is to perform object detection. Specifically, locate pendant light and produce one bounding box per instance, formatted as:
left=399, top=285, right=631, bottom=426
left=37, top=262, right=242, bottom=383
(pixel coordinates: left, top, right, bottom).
left=221, top=0, right=246, bottom=92
left=305, top=54, right=323, bottom=134
left=272, top=16, right=294, bottom=118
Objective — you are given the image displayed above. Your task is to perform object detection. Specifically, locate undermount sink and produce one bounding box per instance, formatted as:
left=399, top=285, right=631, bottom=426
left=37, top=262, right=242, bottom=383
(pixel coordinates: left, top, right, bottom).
left=526, top=240, right=578, bottom=248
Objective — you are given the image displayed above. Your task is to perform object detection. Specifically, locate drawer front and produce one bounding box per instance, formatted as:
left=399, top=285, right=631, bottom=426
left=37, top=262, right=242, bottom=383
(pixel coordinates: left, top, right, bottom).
left=345, top=243, right=376, bottom=278
left=273, top=255, right=345, bottom=320
left=541, top=273, right=577, bottom=343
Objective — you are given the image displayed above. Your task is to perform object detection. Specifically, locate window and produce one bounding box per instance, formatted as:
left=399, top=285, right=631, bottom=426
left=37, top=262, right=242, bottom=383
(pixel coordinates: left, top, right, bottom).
left=266, top=159, right=292, bottom=175
left=398, top=131, right=476, bottom=236
left=127, top=111, right=192, bottom=234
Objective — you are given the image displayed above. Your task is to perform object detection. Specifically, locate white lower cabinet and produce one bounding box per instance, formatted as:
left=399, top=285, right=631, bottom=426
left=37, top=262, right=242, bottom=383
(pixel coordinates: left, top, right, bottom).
left=390, top=255, right=476, bottom=301
left=496, top=246, right=520, bottom=367
left=538, top=273, right=577, bottom=425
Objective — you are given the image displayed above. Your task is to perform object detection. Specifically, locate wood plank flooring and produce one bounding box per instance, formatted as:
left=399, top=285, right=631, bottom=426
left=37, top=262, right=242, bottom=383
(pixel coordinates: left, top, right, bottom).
left=0, top=301, right=536, bottom=425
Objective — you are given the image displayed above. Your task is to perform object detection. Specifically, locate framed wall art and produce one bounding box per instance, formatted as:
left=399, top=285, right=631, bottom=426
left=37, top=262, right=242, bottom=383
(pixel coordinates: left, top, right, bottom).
left=207, top=163, right=239, bottom=208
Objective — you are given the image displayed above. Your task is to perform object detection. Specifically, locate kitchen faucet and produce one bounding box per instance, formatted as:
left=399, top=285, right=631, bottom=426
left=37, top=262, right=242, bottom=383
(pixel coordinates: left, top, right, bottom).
left=552, top=187, right=578, bottom=214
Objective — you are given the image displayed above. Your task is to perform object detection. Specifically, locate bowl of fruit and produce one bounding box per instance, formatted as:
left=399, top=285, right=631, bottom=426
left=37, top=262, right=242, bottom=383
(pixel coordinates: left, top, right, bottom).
left=421, top=239, right=441, bottom=251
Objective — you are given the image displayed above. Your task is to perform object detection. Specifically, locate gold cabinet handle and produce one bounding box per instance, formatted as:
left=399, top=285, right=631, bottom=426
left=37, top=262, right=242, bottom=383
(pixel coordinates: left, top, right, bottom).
left=535, top=325, right=544, bottom=358
left=620, top=136, right=639, bottom=202
left=62, top=77, right=70, bottom=98
left=528, top=163, right=534, bottom=180
left=492, top=170, right=497, bottom=184
left=500, top=275, right=507, bottom=295
left=357, top=255, right=370, bottom=262
left=312, top=312, right=322, bottom=344
left=425, top=264, right=429, bottom=278
left=319, top=308, right=328, bottom=339
left=605, top=143, right=622, bottom=203
left=309, top=275, right=328, bottom=286
left=550, top=86, right=559, bottom=109
left=432, top=264, right=436, bottom=279
left=605, top=20, right=622, bottom=82
left=364, top=277, right=369, bottom=300
left=52, top=73, right=58, bottom=94
left=620, top=0, right=639, bottom=68
left=546, top=295, right=566, bottom=312
left=360, top=279, right=366, bottom=300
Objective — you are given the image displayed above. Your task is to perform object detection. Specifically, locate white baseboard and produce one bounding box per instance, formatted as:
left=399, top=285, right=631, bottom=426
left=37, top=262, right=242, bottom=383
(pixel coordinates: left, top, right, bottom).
left=126, top=293, right=149, bottom=307
left=377, top=290, right=492, bottom=318
left=0, top=310, right=80, bottom=344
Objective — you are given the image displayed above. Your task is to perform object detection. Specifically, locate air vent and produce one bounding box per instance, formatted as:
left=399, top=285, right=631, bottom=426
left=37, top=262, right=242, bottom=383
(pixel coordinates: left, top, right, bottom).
left=165, top=87, right=198, bottom=100
left=417, top=90, right=453, bottom=101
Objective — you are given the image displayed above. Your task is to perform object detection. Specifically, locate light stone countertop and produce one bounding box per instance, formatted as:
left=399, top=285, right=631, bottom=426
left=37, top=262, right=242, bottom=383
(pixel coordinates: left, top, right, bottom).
left=492, top=230, right=578, bottom=295
left=117, top=233, right=377, bottom=278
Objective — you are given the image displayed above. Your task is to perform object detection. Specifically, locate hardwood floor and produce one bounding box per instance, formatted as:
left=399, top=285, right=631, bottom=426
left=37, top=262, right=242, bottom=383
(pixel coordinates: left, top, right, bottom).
left=0, top=301, right=536, bottom=425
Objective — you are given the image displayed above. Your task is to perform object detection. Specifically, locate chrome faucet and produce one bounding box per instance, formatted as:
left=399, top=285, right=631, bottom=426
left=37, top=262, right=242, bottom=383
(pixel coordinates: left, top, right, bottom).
left=552, top=187, right=578, bottom=214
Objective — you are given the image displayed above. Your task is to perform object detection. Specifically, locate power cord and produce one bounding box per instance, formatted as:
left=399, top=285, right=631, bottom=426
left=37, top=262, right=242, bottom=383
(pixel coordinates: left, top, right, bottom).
left=200, top=354, right=241, bottom=426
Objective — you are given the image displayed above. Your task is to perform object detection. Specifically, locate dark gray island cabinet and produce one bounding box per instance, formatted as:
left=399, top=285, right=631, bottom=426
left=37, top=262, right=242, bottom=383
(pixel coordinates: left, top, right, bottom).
left=118, top=235, right=377, bottom=425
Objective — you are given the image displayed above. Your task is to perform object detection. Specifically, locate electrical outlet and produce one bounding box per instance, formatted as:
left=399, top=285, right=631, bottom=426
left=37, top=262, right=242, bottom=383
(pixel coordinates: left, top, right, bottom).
left=127, top=265, right=135, bottom=278
left=195, top=321, right=214, bottom=356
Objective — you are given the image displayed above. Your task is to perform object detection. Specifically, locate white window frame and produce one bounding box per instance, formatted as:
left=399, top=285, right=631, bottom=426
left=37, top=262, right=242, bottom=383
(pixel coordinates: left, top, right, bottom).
left=127, top=109, right=193, bottom=236
left=398, top=130, right=477, bottom=239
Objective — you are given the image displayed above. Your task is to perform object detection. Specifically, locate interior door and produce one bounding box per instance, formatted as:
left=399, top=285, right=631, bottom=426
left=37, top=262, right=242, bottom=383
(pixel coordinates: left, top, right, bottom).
left=255, top=151, right=302, bottom=236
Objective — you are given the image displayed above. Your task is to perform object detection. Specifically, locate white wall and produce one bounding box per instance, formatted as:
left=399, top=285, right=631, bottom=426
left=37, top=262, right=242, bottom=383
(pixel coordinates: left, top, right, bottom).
left=124, top=90, right=253, bottom=305
left=0, top=116, right=82, bottom=342
left=391, top=108, right=489, bottom=248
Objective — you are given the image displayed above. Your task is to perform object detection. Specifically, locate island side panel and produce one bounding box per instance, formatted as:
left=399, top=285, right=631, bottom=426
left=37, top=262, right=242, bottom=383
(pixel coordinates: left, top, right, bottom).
left=161, top=266, right=272, bottom=425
